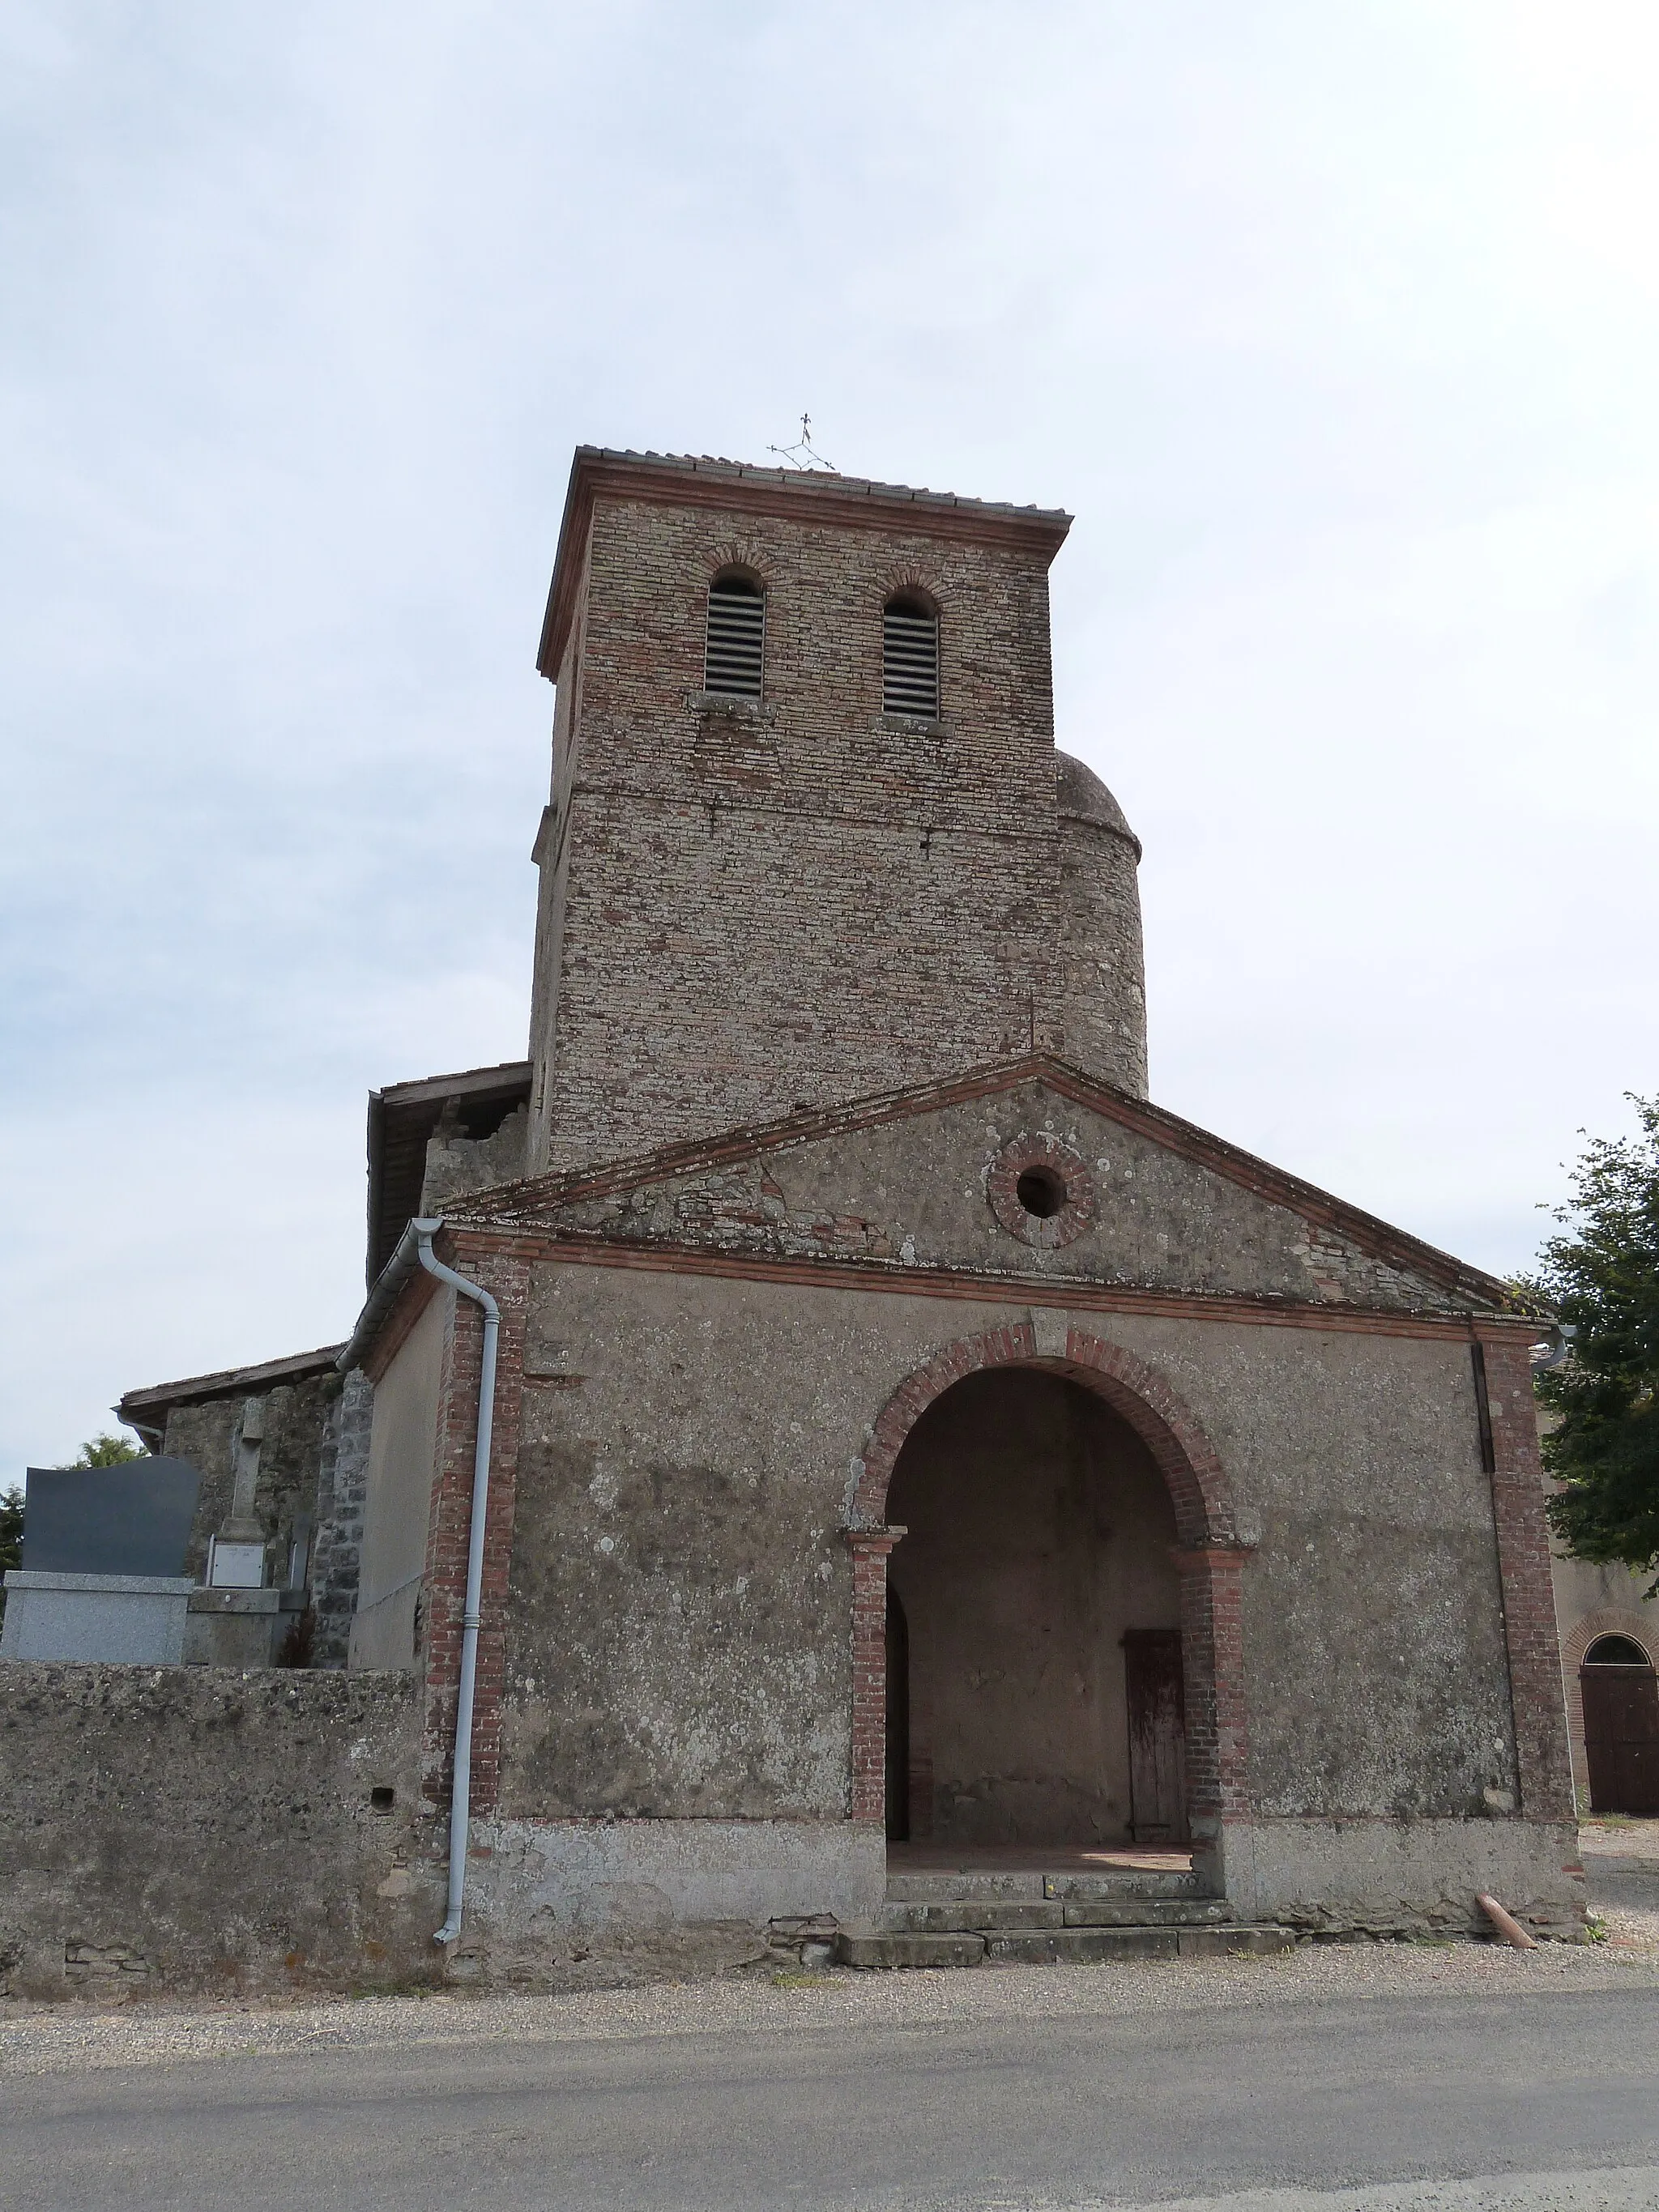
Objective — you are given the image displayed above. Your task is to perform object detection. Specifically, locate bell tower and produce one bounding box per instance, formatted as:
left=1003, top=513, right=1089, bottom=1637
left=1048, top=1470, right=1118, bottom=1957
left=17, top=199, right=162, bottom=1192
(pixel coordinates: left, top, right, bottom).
left=526, top=448, right=1145, bottom=1177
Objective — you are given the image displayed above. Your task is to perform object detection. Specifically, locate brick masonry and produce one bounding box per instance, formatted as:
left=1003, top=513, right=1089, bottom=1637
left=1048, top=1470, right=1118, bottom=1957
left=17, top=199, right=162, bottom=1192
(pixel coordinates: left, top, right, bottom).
left=525, top=456, right=1147, bottom=1178
left=1477, top=1329, right=1576, bottom=1822
left=416, top=1234, right=530, bottom=1819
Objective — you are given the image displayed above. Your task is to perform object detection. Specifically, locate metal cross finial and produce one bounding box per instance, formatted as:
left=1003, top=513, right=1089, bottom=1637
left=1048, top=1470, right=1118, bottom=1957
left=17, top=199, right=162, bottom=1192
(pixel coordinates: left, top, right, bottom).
left=767, top=413, right=838, bottom=473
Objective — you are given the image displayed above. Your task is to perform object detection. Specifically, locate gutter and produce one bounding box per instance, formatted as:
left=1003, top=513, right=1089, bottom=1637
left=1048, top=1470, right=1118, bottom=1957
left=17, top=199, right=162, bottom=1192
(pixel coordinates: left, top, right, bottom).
left=1531, top=1321, right=1576, bottom=1373
left=336, top=1216, right=501, bottom=1951
left=337, top=1215, right=429, bottom=1378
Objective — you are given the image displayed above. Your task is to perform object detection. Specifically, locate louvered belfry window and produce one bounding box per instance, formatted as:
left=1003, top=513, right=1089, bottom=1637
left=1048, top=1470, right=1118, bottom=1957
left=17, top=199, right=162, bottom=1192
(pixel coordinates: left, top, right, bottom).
left=705, top=573, right=766, bottom=699
left=882, top=595, right=940, bottom=718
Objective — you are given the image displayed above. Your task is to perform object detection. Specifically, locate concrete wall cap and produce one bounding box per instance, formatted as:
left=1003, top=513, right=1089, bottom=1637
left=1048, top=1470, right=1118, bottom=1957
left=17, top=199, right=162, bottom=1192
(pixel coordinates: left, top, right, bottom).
left=3, top=1571, right=196, bottom=1596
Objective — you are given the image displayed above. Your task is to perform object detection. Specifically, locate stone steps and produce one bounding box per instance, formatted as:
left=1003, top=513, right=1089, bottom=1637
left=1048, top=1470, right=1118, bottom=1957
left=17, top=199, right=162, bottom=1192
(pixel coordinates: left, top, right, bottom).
left=834, top=1922, right=1296, bottom=1968
left=832, top=1864, right=1295, bottom=1967
left=874, top=1896, right=1237, bottom=1932
left=885, top=1868, right=1209, bottom=1903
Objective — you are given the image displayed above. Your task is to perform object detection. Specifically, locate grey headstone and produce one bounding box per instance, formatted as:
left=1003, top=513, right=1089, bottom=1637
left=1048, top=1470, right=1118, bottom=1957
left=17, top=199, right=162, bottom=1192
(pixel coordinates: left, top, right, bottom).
left=21, top=1460, right=202, bottom=1577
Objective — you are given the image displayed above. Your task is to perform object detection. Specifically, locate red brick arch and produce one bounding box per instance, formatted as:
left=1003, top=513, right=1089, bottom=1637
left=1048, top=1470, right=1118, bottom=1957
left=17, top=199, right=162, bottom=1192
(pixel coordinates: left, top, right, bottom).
left=846, top=1320, right=1253, bottom=1832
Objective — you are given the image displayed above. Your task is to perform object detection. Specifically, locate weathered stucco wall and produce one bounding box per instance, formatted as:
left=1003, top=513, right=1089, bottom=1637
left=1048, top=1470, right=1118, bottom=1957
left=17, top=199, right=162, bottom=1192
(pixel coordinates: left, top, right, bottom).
left=887, top=1366, right=1179, bottom=1847
left=502, top=1261, right=1520, bottom=1839
left=0, top=1664, right=437, bottom=2000
left=1090, top=1311, right=1519, bottom=1823
left=454, top=1818, right=882, bottom=1987
left=351, top=1293, right=447, bottom=1673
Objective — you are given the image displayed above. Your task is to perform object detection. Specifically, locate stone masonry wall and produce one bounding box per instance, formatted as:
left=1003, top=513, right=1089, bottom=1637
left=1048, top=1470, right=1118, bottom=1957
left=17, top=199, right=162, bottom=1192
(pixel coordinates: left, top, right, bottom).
left=527, top=487, right=1129, bottom=1175
left=1056, top=807, right=1147, bottom=1096
left=309, top=1366, right=373, bottom=1669
left=0, top=1664, right=438, bottom=2000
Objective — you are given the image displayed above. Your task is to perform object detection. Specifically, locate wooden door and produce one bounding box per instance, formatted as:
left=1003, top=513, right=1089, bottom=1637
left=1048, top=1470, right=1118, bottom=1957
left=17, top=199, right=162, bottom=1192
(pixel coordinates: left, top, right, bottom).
left=1582, top=1664, right=1659, bottom=1816
left=1124, top=1628, right=1188, bottom=1843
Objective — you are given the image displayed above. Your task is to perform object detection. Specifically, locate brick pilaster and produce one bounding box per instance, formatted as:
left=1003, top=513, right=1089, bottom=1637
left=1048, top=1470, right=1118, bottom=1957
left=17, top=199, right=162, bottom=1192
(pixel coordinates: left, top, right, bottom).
left=847, top=1527, right=906, bottom=1826
left=1477, top=1332, right=1575, bottom=1821
left=419, top=1237, right=530, bottom=1821
left=1171, top=1546, right=1252, bottom=1823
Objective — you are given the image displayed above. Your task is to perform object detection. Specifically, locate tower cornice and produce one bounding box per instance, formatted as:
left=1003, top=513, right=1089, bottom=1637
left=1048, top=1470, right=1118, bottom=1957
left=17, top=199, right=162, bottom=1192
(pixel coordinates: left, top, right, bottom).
left=535, top=446, right=1073, bottom=679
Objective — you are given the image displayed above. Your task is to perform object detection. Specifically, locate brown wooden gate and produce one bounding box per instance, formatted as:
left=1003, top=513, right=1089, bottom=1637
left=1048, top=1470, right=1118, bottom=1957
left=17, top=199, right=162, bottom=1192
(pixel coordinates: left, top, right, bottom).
left=1124, top=1628, right=1188, bottom=1843
left=1582, top=1662, right=1659, bottom=1816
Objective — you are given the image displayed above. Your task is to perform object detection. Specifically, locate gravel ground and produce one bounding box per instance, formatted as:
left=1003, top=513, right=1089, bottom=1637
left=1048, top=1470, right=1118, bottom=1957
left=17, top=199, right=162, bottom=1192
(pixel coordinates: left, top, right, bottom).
left=3, top=1821, right=1655, bottom=2082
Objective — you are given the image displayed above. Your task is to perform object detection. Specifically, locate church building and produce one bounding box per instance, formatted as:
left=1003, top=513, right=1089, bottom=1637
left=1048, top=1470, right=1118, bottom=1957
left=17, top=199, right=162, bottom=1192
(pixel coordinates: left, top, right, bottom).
left=322, top=448, right=1580, bottom=1967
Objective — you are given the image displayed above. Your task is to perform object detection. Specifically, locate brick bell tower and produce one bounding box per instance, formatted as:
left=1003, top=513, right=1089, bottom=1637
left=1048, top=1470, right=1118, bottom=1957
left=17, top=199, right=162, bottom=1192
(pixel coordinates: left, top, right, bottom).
left=526, top=449, right=1146, bottom=1178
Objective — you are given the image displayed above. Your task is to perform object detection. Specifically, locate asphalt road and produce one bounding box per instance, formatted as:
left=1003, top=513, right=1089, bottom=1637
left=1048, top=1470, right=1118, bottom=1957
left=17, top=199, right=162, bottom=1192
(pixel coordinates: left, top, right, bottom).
left=5, top=1983, right=1658, bottom=2212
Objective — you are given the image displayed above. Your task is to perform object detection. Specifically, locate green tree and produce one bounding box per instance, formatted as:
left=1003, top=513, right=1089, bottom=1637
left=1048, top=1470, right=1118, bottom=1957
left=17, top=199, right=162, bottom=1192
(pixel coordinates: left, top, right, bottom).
left=0, top=1484, right=22, bottom=1582
left=72, top=1433, right=144, bottom=1468
left=1529, top=1097, right=1659, bottom=1592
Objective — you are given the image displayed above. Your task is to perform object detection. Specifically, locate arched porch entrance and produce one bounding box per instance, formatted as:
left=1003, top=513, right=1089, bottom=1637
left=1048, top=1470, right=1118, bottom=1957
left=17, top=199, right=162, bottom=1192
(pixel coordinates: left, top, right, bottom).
left=847, top=1324, right=1251, bottom=1862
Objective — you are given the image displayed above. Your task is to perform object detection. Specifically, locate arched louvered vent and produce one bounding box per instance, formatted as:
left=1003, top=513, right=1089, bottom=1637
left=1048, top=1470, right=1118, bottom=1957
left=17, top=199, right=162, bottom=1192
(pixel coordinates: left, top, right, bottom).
left=705, top=573, right=766, bottom=699
left=883, top=596, right=939, bottom=718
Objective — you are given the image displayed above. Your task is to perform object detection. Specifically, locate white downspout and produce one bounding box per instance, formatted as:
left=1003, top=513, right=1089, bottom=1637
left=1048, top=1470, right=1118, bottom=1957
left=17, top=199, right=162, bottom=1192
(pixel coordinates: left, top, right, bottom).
left=412, top=1218, right=500, bottom=1949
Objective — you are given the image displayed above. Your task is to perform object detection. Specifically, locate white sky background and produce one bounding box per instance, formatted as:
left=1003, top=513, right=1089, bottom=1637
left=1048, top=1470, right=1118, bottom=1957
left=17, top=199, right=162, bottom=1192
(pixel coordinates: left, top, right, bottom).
left=2, top=2, right=1656, bottom=1469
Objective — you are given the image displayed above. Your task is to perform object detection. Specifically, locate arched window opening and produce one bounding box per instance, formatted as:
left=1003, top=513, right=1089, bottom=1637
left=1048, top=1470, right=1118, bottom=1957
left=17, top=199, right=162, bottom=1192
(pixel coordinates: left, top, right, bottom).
left=1584, top=1634, right=1653, bottom=1667
left=883, top=593, right=939, bottom=718
left=705, top=573, right=765, bottom=699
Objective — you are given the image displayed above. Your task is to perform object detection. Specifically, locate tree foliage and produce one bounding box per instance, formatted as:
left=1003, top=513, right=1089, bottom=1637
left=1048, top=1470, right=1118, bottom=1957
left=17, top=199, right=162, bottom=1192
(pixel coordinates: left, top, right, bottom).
left=0, top=1485, right=21, bottom=1583
left=1528, top=1097, right=1659, bottom=1589
left=73, top=1433, right=145, bottom=1468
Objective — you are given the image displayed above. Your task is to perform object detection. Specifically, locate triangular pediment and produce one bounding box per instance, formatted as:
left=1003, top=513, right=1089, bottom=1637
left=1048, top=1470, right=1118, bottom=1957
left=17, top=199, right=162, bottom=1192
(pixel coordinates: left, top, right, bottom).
left=456, top=1056, right=1525, bottom=1319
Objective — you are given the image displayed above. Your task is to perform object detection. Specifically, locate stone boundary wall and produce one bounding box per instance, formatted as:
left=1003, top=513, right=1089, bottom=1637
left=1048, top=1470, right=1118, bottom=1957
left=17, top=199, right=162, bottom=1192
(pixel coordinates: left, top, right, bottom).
left=0, top=1664, right=440, bottom=2001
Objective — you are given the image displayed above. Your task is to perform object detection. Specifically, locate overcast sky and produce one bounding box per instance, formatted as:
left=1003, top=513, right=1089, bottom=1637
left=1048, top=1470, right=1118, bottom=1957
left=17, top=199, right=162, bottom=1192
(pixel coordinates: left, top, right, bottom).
left=4, top=2, right=1657, bottom=1473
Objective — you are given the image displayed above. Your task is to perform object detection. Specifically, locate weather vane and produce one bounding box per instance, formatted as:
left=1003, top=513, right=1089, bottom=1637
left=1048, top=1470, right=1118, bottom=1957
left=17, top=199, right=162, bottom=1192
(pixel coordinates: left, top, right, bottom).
left=768, top=413, right=838, bottom=472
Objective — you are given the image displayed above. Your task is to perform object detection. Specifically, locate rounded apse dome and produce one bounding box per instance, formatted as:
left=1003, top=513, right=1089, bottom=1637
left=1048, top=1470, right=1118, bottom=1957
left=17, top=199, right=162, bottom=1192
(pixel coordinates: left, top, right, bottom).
left=1054, top=748, right=1148, bottom=1097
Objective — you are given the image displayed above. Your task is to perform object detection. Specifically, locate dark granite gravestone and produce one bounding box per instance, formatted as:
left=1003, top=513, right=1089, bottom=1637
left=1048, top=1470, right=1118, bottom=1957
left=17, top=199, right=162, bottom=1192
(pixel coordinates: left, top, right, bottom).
left=21, top=1460, right=201, bottom=1578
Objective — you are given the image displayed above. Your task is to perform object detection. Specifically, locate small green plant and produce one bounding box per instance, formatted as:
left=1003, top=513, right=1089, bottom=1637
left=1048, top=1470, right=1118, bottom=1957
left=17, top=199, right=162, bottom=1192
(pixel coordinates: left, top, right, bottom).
left=770, top=1968, right=835, bottom=1988
left=1584, top=1916, right=1611, bottom=1945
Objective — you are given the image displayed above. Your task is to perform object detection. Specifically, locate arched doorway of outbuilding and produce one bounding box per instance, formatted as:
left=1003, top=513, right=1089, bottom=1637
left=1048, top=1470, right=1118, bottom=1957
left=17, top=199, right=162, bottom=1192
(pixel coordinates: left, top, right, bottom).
left=1580, top=1634, right=1659, bottom=1817
left=847, top=1324, right=1251, bottom=1873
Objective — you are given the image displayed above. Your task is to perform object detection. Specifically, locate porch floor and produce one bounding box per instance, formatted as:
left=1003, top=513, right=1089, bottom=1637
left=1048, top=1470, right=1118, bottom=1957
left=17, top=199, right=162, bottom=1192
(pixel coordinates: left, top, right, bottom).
left=885, top=1842, right=1194, bottom=1876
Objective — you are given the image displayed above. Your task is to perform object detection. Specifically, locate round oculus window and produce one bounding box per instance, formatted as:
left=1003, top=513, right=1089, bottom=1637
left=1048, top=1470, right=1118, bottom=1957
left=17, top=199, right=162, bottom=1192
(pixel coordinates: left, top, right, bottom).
left=987, top=1134, right=1097, bottom=1250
